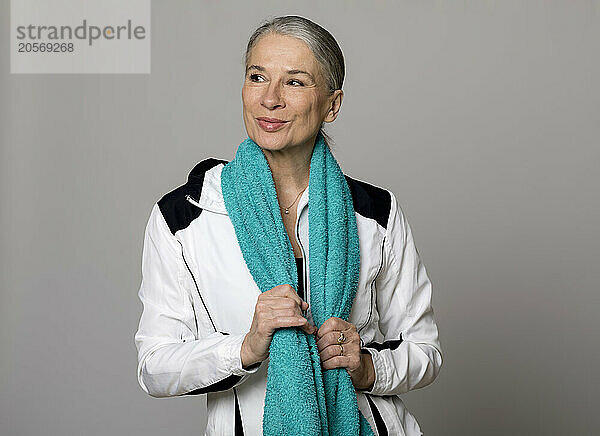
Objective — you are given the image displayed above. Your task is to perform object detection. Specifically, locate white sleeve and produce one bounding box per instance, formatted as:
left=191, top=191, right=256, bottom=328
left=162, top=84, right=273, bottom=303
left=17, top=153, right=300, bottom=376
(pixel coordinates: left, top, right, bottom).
left=134, top=203, right=261, bottom=398
left=360, top=191, right=443, bottom=396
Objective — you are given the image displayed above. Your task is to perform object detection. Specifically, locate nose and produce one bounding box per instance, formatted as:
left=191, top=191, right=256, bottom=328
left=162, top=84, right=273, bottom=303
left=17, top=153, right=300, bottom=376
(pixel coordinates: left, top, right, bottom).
left=261, top=81, right=285, bottom=110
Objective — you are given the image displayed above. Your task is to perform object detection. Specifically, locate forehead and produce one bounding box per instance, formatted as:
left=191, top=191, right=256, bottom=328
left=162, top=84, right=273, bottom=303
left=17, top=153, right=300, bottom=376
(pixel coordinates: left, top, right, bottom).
left=247, top=33, right=319, bottom=72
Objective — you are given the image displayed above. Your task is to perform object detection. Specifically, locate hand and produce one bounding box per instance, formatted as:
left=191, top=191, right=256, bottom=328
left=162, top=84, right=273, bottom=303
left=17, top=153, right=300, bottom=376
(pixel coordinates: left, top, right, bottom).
left=315, top=317, right=375, bottom=391
left=241, top=284, right=317, bottom=368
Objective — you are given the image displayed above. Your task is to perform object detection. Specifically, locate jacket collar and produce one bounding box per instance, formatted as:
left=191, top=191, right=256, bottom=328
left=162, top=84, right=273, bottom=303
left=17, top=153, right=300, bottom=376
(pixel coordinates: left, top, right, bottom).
left=192, top=159, right=309, bottom=217
left=196, top=161, right=228, bottom=215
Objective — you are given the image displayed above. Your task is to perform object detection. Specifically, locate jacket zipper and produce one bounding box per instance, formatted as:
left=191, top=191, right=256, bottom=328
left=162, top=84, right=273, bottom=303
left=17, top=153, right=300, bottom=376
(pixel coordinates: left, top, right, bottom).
left=178, top=240, right=218, bottom=334
left=180, top=195, right=219, bottom=334
left=185, top=194, right=202, bottom=208
left=294, top=210, right=308, bottom=317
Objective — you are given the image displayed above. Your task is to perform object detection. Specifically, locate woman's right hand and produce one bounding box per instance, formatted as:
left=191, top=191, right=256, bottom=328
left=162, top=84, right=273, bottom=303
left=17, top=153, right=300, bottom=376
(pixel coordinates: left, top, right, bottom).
left=241, top=284, right=317, bottom=368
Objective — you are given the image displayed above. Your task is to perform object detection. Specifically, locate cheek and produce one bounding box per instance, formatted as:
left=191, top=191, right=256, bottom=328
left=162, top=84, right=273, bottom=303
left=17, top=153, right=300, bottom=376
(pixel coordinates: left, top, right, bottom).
left=241, top=86, right=259, bottom=111
left=290, top=94, right=321, bottom=121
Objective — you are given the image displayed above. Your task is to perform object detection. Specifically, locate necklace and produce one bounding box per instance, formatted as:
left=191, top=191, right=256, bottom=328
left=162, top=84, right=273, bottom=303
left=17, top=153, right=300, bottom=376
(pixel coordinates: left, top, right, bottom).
left=282, top=187, right=306, bottom=214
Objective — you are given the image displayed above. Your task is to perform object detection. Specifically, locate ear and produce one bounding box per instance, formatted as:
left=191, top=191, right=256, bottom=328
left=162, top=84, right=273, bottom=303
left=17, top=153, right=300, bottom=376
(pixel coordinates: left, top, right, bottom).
left=323, top=90, right=344, bottom=123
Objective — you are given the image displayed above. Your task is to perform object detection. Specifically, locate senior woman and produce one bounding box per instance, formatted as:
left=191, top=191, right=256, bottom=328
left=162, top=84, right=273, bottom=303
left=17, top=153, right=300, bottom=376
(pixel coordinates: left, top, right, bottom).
left=134, top=15, right=443, bottom=436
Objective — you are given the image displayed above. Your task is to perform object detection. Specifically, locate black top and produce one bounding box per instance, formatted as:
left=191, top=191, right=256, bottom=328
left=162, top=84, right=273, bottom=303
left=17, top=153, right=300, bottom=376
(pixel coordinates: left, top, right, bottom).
left=295, top=257, right=304, bottom=301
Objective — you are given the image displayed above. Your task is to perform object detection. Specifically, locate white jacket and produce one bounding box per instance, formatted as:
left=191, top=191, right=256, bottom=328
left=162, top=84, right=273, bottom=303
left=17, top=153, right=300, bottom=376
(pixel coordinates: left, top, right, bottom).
left=134, top=158, right=443, bottom=436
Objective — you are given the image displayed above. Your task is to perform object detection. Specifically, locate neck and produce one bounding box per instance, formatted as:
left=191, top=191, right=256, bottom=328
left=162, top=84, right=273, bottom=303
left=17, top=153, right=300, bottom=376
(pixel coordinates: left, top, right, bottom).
left=262, top=136, right=314, bottom=196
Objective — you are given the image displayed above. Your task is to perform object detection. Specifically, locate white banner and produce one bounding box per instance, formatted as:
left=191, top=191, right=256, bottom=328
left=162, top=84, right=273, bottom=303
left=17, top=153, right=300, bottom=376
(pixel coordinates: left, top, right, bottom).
left=11, top=0, right=151, bottom=74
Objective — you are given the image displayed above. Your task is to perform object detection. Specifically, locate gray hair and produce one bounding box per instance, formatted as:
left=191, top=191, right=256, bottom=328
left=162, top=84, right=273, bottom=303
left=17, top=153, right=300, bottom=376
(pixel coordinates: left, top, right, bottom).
left=244, top=15, right=345, bottom=147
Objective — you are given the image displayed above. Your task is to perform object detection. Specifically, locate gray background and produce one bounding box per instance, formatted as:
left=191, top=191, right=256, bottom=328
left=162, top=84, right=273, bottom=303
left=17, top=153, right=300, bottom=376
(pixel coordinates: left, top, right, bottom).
left=1, top=1, right=598, bottom=435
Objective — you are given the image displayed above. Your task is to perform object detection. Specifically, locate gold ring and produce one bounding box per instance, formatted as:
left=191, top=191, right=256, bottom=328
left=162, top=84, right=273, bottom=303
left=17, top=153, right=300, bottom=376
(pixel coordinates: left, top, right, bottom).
left=339, top=344, right=344, bottom=356
left=337, top=331, right=345, bottom=344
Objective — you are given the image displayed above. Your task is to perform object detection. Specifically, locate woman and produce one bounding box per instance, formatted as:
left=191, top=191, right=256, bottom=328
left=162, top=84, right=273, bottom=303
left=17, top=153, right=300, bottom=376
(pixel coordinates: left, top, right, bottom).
left=134, top=15, right=442, bottom=436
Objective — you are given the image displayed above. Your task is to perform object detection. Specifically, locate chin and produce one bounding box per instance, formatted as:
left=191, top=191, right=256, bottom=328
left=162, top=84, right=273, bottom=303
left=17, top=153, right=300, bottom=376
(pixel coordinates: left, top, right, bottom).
left=251, top=131, right=290, bottom=151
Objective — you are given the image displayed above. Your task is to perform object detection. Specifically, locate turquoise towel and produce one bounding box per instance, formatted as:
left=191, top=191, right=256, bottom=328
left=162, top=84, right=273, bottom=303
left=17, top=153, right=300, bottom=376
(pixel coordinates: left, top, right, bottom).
left=221, top=131, right=375, bottom=435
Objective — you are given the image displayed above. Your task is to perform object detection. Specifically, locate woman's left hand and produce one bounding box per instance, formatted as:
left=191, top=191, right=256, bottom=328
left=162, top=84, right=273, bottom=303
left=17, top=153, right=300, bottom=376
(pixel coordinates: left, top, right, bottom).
left=315, top=317, right=375, bottom=391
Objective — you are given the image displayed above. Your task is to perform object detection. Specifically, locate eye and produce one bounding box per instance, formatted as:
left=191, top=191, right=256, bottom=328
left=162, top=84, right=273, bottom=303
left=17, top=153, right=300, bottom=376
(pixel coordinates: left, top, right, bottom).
left=249, top=73, right=265, bottom=82
left=288, top=79, right=304, bottom=86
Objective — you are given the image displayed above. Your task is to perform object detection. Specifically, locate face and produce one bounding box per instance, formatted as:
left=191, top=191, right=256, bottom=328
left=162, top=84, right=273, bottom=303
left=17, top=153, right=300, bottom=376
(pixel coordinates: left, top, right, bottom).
left=242, top=33, right=343, bottom=152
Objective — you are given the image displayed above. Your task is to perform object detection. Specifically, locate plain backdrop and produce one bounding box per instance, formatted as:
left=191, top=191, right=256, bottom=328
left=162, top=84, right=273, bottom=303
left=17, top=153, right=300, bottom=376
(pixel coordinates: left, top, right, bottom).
left=1, top=1, right=599, bottom=435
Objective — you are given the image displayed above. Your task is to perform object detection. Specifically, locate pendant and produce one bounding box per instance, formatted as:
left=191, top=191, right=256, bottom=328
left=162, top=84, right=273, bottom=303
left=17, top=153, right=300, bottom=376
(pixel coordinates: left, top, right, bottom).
left=284, top=208, right=289, bottom=214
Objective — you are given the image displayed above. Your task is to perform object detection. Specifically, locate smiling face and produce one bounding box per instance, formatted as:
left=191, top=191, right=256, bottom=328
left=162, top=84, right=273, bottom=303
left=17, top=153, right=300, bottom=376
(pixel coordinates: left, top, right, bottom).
left=242, top=33, right=343, bottom=152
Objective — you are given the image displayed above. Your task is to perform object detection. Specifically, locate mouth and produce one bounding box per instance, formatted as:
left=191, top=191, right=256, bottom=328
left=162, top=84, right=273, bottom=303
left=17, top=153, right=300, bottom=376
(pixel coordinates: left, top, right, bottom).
left=256, top=117, right=289, bottom=132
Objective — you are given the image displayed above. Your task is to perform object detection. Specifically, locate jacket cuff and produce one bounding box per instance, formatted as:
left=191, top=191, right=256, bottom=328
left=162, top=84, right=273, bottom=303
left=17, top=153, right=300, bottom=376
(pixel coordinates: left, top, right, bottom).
left=360, top=347, right=388, bottom=395
left=224, top=333, right=263, bottom=376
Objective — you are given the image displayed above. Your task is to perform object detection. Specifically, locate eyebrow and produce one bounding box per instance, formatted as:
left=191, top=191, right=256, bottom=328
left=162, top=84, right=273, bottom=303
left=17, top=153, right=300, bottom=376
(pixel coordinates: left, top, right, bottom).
left=246, top=65, right=314, bottom=80
left=286, top=69, right=313, bottom=78
left=246, top=64, right=265, bottom=73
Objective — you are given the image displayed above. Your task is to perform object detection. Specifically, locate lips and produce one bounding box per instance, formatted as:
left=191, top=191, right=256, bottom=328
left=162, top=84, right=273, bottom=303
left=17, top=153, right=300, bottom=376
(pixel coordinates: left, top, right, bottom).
left=256, top=117, right=289, bottom=132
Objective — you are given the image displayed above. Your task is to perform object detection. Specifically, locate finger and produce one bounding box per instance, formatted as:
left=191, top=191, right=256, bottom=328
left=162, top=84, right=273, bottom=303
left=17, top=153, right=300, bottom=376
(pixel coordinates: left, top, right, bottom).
left=299, top=319, right=317, bottom=335
left=315, top=317, right=350, bottom=341
left=266, top=315, right=311, bottom=331
left=269, top=307, right=305, bottom=320
left=279, top=314, right=315, bottom=334
left=319, top=343, right=360, bottom=368
left=318, top=341, right=347, bottom=361
left=302, top=322, right=317, bottom=335
left=323, top=354, right=361, bottom=372
left=295, top=319, right=318, bottom=336
left=316, top=329, right=341, bottom=351
left=316, top=328, right=357, bottom=352
left=320, top=354, right=353, bottom=371
left=268, top=284, right=308, bottom=310
left=315, top=317, right=345, bottom=340
left=259, top=295, right=308, bottom=312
